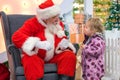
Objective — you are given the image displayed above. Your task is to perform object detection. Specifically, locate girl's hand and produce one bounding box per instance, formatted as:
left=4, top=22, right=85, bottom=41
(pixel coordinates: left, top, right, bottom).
left=80, top=44, right=85, bottom=50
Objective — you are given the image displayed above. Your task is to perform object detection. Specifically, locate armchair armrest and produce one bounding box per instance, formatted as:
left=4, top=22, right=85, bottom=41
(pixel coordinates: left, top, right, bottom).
left=7, top=43, right=79, bottom=68
left=7, top=44, right=22, bottom=68
left=72, top=43, right=79, bottom=54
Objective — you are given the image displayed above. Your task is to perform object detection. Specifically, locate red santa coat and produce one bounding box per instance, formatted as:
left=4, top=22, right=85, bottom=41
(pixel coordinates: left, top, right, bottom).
left=12, top=16, right=75, bottom=61
left=12, top=17, right=76, bottom=80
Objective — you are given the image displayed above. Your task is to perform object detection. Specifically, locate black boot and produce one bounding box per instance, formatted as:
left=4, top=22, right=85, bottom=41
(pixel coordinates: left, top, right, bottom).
left=37, top=78, right=43, bottom=80
left=59, top=75, right=70, bottom=80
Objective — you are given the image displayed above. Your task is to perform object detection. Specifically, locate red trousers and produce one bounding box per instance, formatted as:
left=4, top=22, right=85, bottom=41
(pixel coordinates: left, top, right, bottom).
left=22, top=50, right=76, bottom=80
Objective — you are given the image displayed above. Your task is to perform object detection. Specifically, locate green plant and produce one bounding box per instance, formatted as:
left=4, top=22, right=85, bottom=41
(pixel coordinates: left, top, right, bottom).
left=3, top=61, right=9, bottom=68
left=93, top=0, right=111, bottom=25
left=73, top=0, right=83, bottom=4
left=105, top=0, right=120, bottom=30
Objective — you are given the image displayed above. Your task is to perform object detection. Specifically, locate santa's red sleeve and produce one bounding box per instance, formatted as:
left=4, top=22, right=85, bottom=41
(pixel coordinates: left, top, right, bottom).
left=12, top=18, right=40, bottom=56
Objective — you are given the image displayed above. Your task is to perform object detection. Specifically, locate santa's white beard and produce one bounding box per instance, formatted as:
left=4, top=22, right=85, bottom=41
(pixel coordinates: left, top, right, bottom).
left=47, top=24, right=62, bottom=34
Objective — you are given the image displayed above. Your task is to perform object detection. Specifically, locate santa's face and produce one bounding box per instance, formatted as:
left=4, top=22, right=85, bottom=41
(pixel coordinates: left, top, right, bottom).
left=44, top=14, right=62, bottom=34
left=46, top=14, right=60, bottom=25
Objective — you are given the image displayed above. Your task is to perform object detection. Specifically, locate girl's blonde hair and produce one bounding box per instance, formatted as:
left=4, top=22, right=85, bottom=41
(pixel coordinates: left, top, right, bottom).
left=87, top=17, right=104, bottom=33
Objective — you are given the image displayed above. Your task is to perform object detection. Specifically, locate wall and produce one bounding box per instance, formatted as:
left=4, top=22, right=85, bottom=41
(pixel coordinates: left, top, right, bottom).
left=0, top=21, right=5, bottom=53
left=0, top=0, right=43, bottom=14
left=0, top=0, right=38, bottom=53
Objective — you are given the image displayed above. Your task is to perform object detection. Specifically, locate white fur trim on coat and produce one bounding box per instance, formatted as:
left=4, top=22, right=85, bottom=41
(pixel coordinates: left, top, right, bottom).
left=44, top=49, right=54, bottom=61
left=22, top=37, right=40, bottom=56
left=36, top=17, right=47, bottom=27
left=56, top=30, right=65, bottom=38
left=44, top=28, right=55, bottom=61
left=36, top=5, right=60, bottom=20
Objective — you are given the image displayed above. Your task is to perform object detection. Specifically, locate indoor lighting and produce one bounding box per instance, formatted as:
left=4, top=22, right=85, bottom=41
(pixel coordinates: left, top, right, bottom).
left=1, top=5, right=12, bottom=14
left=35, top=0, right=46, bottom=5
left=52, top=0, right=63, bottom=5
left=21, top=1, right=30, bottom=8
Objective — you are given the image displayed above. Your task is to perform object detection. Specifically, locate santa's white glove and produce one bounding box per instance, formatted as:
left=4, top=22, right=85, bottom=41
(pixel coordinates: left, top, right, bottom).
left=59, top=38, right=69, bottom=50
left=35, top=41, right=52, bottom=51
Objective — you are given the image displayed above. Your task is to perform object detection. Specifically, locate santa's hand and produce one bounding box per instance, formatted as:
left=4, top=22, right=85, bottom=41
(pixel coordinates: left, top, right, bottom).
left=59, top=38, right=69, bottom=50
left=35, top=41, right=52, bottom=51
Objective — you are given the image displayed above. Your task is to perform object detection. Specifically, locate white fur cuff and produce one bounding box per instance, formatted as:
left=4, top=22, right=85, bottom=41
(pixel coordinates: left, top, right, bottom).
left=22, top=37, right=40, bottom=56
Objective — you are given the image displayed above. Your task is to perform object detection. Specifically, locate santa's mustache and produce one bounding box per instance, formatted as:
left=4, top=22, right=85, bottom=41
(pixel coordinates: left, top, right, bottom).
left=47, top=24, right=62, bottom=34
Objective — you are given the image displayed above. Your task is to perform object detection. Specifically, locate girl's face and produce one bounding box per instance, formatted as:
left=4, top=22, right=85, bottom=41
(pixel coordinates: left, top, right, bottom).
left=84, top=21, right=95, bottom=37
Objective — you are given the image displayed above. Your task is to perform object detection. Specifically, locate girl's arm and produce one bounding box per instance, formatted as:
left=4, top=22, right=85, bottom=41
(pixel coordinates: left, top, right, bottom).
left=83, top=37, right=105, bottom=58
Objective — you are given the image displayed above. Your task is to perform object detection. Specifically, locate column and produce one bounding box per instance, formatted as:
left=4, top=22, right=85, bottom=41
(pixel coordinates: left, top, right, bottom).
left=84, top=0, right=93, bottom=22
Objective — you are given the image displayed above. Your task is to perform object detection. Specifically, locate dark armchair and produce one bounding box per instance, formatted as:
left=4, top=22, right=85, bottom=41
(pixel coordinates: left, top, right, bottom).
left=0, top=11, right=79, bottom=80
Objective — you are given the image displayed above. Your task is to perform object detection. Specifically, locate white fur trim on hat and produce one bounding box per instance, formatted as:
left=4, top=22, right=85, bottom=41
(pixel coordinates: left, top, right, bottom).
left=36, top=5, right=60, bottom=20
left=22, top=37, right=40, bottom=56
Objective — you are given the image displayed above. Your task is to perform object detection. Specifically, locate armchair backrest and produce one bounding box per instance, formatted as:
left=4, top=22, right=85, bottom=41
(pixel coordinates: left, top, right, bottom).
left=0, top=11, right=34, bottom=68
left=0, top=11, right=34, bottom=45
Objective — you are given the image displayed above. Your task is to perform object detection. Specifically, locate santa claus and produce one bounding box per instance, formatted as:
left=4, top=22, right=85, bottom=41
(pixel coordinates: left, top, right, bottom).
left=12, top=0, right=76, bottom=80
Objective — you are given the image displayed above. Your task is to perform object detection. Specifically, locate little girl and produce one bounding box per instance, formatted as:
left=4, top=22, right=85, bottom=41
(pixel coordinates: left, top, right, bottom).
left=81, top=18, right=105, bottom=80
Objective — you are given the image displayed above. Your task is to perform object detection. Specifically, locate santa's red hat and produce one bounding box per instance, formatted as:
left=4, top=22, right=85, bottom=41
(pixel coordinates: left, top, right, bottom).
left=36, top=0, right=60, bottom=20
